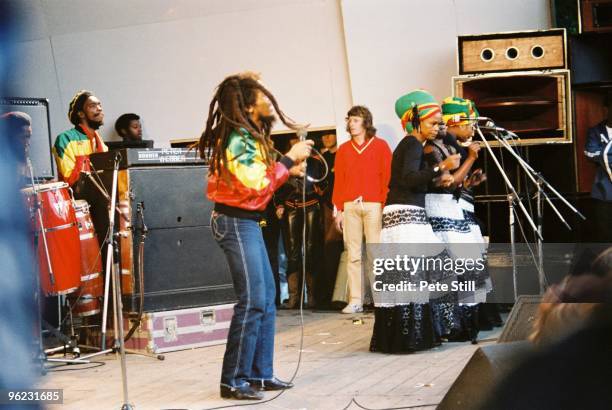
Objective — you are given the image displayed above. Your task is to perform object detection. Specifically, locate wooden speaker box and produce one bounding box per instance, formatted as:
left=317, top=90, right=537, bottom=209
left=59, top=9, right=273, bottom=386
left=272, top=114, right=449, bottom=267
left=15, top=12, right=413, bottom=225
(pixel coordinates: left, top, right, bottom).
left=581, top=0, right=612, bottom=32
left=458, top=29, right=567, bottom=74
left=453, top=70, right=572, bottom=146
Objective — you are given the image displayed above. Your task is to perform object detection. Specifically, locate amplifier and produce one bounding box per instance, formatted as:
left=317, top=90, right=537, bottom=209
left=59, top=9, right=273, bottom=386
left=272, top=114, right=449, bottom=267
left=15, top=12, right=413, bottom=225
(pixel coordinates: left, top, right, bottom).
left=458, top=29, right=567, bottom=74
left=81, top=163, right=235, bottom=312
left=89, top=148, right=205, bottom=170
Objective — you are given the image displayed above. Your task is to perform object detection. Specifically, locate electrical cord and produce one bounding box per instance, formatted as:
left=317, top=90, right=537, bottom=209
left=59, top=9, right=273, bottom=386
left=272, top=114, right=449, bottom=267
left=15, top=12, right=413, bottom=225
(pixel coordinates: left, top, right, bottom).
left=46, top=361, right=106, bottom=372
left=124, top=203, right=147, bottom=342
left=341, top=398, right=440, bottom=410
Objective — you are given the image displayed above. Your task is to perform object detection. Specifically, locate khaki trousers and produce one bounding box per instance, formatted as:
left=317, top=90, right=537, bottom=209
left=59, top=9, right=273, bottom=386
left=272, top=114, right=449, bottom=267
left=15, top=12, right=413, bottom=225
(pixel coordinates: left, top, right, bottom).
left=342, top=201, right=382, bottom=305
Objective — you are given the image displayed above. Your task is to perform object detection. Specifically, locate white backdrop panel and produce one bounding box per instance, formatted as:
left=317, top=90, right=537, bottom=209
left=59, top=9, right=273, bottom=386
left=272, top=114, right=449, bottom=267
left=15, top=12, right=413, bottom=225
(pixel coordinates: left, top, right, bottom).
left=341, top=0, right=550, bottom=148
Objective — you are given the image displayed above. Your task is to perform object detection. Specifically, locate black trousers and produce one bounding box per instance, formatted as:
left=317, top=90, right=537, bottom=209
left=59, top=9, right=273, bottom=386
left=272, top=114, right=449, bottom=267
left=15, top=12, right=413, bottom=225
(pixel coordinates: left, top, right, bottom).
left=281, top=204, right=321, bottom=278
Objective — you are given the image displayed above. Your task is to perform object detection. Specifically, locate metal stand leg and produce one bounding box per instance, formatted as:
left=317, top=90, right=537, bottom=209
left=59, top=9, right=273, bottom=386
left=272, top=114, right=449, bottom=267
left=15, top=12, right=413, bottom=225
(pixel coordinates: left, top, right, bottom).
left=536, top=179, right=545, bottom=294
left=508, top=195, right=518, bottom=302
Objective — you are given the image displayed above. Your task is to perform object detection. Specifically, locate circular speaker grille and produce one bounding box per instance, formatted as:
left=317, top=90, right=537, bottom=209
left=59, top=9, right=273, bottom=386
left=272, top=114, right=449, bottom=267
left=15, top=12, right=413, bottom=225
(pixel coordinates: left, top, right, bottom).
left=505, top=47, right=519, bottom=60
left=480, top=48, right=495, bottom=62
left=531, top=45, right=545, bottom=59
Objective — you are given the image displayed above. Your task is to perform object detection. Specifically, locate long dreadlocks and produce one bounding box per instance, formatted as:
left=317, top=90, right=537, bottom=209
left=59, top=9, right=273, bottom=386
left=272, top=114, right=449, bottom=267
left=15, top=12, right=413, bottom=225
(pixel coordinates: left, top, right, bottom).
left=198, top=72, right=299, bottom=177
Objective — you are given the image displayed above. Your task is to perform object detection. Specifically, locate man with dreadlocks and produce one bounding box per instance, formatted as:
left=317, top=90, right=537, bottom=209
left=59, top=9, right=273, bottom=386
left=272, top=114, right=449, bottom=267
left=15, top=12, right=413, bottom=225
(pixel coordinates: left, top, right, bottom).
left=53, top=90, right=108, bottom=186
left=199, top=72, right=313, bottom=400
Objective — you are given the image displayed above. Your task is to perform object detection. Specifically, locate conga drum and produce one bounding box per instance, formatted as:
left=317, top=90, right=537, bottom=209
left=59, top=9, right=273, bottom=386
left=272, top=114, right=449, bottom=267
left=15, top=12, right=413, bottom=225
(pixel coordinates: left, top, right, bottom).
left=71, top=200, right=104, bottom=317
left=21, top=182, right=81, bottom=296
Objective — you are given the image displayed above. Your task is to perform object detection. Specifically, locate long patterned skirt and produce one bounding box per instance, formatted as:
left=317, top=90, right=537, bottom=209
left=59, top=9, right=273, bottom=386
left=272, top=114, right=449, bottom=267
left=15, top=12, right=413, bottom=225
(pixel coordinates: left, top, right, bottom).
left=370, top=205, right=444, bottom=353
left=426, top=193, right=485, bottom=341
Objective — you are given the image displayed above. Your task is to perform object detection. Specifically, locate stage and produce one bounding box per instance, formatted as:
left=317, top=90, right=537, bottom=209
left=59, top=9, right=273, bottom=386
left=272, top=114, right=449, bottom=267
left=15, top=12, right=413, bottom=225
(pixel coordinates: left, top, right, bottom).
left=39, top=310, right=502, bottom=410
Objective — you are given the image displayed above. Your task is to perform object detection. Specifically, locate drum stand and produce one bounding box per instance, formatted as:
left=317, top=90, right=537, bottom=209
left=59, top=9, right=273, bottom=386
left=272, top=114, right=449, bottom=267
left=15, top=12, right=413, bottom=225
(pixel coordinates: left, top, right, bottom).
left=25, top=156, right=90, bottom=368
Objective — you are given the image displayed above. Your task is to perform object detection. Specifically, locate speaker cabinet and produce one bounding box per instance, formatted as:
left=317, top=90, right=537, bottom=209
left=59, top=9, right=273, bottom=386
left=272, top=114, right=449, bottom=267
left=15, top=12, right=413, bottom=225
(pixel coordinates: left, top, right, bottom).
left=438, top=341, right=533, bottom=410
left=84, top=164, right=235, bottom=312
left=498, top=295, right=542, bottom=342
left=570, top=32, right=612, bottom=87
left=458, top=29, right=567, bottom=75
left=581, top=0, right=612, bottom=32
left=454, top=70, right=572, bottom=146
left=123, top=166, right=233, bottom=312
left=132, top=225, right=234, bottom=312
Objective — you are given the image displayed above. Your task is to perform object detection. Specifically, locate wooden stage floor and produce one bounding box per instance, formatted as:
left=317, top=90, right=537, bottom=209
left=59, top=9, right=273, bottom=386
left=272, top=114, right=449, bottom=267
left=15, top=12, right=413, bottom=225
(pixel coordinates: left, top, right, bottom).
left=39, top=310, right=501, bottom=410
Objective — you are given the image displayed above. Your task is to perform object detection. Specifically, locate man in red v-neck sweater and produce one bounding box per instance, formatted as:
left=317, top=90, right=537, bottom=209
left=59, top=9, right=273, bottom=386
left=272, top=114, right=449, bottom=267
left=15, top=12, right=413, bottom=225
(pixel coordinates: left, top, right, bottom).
left=332, top=105, right=392, bottom=313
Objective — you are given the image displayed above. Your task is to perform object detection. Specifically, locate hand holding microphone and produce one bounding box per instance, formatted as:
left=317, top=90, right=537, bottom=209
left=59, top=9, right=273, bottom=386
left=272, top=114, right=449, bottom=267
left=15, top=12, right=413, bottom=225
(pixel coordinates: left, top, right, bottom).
left=286, top=139, right=313, bottom=162
left=467, top=142, right=481, bottom=159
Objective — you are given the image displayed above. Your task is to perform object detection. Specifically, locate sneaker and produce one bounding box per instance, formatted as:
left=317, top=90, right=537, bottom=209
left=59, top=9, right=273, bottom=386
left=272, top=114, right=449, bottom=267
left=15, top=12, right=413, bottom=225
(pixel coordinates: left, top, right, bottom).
left=341, top=303, right=363, bottom=314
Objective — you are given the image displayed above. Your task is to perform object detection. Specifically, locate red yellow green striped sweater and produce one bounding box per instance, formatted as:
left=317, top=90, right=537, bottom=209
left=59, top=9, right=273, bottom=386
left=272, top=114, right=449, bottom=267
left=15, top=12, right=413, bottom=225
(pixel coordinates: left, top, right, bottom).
left=53, top=125, right=107, bottom=185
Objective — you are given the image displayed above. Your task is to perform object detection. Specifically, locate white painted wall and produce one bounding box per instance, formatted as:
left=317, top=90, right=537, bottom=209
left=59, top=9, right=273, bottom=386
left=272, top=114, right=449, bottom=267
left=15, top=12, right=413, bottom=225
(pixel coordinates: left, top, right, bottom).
left=9, top=0, right=551, bottom=151
left=341, top=0, right=551, bottom=147
left=10, top=0, right=352, bottom=147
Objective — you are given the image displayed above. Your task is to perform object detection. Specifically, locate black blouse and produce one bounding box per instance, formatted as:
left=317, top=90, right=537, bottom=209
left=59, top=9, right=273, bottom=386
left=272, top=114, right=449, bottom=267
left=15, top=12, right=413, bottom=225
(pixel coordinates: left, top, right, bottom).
left=386, top=135, right=440, bottom=208
left=424, top=138, right=457, bottom=195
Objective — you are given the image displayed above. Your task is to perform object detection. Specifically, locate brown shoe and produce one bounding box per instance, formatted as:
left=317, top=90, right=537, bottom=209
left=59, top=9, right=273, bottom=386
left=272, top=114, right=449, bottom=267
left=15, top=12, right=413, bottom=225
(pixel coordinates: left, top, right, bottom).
left=279, top=273, right=299, bottom=309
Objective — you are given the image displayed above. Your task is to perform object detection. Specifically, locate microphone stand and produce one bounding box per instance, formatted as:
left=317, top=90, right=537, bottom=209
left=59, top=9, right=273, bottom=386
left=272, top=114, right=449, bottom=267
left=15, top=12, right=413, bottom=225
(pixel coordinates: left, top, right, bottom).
left=486, top=126, right=586, bottom=293
left=78, top=152, right=134, bottom=410
left=474, top=126, right=542, bottom=300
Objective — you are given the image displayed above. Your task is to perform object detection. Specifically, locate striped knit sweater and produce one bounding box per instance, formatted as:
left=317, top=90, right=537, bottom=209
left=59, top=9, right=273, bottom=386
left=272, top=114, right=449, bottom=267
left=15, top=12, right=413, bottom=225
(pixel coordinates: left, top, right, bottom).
left=53, top=126, right=107, bottom=185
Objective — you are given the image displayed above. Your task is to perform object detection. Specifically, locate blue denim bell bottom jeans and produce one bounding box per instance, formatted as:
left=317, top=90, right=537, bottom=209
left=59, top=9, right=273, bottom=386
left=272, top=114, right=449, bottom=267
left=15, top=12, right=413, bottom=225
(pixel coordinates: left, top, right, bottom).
left=211, top=212, right=277, bottom=388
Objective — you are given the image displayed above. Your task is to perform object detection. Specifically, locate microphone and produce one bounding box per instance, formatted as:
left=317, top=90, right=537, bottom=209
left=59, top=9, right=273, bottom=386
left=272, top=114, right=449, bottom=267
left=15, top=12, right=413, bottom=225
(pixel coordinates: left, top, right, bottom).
left=295, top=126, right=319, bottom=182
left=297, top=127, right=308, bottom=141
left=456, top=116, right=518, bottom=139
left=478, top=125, right=519, bottom=140
left=456, top=116, right=494, bottom=123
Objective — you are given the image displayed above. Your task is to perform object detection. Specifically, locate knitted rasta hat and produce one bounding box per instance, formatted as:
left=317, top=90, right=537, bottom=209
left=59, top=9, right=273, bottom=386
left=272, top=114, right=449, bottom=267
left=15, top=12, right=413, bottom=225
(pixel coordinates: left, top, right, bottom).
left=395, top=90, right=441, bottom=133
left=441, top=96, right=479, bottom=127
left=68, top=90, right=93, bottom=126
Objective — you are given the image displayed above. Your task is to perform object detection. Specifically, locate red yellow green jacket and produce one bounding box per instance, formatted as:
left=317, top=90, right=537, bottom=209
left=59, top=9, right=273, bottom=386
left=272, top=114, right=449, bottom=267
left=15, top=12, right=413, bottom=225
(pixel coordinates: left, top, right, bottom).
left=207, top=128, right=294, bottom=211
left=53, top=125, right=108, bottom=186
